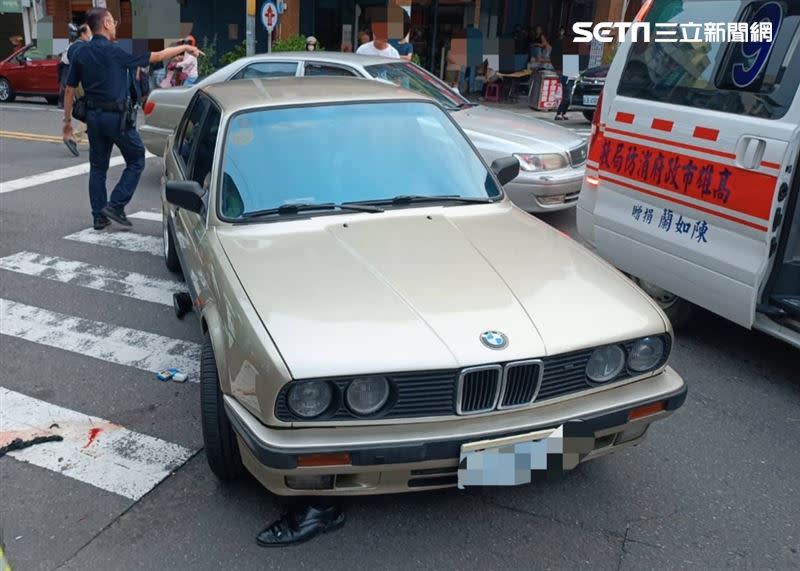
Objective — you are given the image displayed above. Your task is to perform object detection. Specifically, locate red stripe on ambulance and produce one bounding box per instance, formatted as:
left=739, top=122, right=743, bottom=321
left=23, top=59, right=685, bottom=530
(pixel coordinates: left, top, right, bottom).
left=651, top=118, right=674, bottom=132
left=592, top=130, right=777, bottom=222
left=693, top=126, right=719, bottom=142
left=615, top=112, right=635, bottom=124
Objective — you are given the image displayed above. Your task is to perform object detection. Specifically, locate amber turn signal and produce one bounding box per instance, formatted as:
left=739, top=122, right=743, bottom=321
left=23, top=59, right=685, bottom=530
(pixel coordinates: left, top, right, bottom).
left=297, top=452, right=352, bottom=467
left=628, top=400, right=666, bottom=421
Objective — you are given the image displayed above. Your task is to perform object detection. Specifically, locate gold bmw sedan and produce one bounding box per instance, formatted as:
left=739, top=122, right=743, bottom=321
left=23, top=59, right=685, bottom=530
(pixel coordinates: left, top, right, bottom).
left=162, top=77, right=686, bottom=496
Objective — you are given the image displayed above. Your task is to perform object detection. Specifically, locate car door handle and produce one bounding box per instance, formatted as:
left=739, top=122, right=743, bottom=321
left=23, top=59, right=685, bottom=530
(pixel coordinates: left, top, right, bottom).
left=736, top=136, right=766, bottom=170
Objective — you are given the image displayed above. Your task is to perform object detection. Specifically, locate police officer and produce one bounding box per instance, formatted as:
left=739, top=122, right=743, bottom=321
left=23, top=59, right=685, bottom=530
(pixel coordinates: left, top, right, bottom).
left=62, top=7, right=202, bottom=230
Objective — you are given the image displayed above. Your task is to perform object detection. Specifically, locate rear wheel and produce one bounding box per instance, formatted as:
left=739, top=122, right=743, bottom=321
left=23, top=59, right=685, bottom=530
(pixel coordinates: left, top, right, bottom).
left=163, top=215, right=181, bottom=273
left=201, top=334, right=244, bottom=481
left=45, top=96, right=59, bottom=105
left=582, top=110, right=594, bottom=122
left=0, top=78, right=15, bottom=103
left=636, top=279, right=694, bottom=329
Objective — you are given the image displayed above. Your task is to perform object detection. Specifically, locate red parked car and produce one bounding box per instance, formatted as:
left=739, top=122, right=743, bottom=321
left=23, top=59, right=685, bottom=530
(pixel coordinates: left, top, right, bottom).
left=0, top=44, right=60, bottom=104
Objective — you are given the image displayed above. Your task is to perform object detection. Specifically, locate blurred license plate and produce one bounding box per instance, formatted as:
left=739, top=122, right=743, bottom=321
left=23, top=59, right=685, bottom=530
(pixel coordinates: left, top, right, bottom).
left=583, top=95, right=599, bottom=105
left=457, top=426, right=564, bottom=488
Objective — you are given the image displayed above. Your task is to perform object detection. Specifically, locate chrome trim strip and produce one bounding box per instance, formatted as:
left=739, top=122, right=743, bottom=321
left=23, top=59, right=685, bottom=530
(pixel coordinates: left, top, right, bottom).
left=456, top=364, right=502, bottom=415
left=497, top=359, right=544, bottom=410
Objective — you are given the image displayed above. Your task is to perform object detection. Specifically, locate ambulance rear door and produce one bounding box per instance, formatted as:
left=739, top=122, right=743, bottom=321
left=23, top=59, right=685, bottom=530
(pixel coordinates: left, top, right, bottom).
left=587, top=0, right=800, bottom=329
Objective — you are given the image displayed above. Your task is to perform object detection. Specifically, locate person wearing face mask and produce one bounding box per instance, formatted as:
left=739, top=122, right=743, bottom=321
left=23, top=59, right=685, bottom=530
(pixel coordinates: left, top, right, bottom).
left=305, top=36, right=318, bottom=51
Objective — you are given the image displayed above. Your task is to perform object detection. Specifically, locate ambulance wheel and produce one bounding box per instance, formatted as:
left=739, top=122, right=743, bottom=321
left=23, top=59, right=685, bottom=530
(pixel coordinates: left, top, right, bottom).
left=201, top=334, right=243, bottom=481
left=582, top=111, right=594, bottom=122
left=637, top=279, right=694, bottom=329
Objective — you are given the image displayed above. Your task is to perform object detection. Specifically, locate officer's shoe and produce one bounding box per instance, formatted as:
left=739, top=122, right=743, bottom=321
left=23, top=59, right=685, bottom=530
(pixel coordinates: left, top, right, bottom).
left=93, top=216, right=111, bottom=230
left=101, top=206, right=133, bottom=227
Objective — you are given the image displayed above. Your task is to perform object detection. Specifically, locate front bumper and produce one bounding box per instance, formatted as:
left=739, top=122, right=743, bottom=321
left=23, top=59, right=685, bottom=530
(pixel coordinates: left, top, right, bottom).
left=504, top=167, right=584, bottom=212
left=225, top=366, right=686, bottom=495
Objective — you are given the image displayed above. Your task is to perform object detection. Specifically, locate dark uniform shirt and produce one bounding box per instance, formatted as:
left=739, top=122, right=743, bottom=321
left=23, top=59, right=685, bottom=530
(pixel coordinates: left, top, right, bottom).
left=66, top=36, right=150, bottom=103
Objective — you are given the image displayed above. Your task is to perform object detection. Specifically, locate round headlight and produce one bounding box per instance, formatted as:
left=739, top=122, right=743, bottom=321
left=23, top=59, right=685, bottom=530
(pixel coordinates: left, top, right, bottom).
left=586, top=345, right=625, bottom=383
left=628, top=336, right=665, bottom=372
left=287, top=381, right=333, bottom=418
left=345, top=376, right=390, bottom=416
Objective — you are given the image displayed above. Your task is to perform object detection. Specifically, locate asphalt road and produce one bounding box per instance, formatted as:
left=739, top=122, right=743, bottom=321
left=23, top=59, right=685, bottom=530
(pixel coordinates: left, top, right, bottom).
left=0, top=101, right=798, bottom=571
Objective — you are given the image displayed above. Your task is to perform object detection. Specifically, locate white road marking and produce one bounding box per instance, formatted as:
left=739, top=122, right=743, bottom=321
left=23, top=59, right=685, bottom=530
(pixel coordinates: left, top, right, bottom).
left=0, top=251, right=186, bottom=306
left=0, top=388, right=195, bottom=501
left=64, top=228, right=162, bottom=257
left=0, top=299, right=200, bottom=379
left=129, top=211, right=163, bottom=222
left=0, top=152, right=155, bottom=194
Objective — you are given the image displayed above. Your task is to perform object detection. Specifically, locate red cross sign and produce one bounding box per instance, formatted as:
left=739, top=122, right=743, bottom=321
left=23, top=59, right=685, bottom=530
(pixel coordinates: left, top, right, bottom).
left=261, top=1, right=279, bottom=32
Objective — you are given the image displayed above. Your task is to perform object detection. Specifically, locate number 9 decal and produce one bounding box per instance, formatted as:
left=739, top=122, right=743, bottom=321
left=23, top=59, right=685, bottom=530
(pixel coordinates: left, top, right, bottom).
left=732, top=1, right=783, bottom=88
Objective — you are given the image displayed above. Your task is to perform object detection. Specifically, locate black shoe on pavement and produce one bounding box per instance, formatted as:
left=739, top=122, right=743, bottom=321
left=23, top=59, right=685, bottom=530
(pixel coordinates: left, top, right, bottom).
left=101, top=206, right=132, bottom=227
left=256, top=504, right=345, bottom=547
left=93, top=216, right=111, bottom=230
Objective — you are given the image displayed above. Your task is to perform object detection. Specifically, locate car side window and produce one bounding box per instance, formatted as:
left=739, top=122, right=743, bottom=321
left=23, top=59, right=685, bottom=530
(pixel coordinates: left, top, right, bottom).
left=176, top=96, right=210, bottom=172
left=231, top=62, right=298, bottom=80
left=304, top=63, right=357, bottom=77
left=189, top=104, right=221, bottom=190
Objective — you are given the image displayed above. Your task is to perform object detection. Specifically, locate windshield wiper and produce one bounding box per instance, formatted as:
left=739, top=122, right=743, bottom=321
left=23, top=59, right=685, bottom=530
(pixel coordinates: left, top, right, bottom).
left=242, top=202, right=384, bottom=219
left=354, top=195, right=493, bottom=206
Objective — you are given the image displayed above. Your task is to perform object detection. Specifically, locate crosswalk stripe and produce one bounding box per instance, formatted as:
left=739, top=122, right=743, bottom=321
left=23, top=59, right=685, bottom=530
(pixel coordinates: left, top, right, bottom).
left=0, top=299, right=200, bottom=379
left=63, top=228, right=162, bottom=257
left=0, top=251, right=186, bottom=306
left=0, top=387, right=195, bottom=501
left=0, top=152, right=155, bottom=194
left=129, top=211, right=163, bottom=222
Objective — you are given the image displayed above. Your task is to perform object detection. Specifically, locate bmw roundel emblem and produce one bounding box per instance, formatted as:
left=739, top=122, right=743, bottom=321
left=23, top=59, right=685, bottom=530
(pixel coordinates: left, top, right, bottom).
left=480, top=331, right=508, bottom=350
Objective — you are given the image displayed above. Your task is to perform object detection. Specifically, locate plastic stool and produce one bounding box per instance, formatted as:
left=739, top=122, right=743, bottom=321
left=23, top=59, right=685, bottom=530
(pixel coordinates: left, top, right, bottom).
left=484, top=83, right=500, bottom=102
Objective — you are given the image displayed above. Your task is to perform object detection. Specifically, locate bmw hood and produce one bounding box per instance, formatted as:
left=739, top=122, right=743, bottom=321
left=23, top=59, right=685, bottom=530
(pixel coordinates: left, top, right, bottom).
left=216, top=204, right=665, bottom=379
left=452, top=105, right=585, bottom=155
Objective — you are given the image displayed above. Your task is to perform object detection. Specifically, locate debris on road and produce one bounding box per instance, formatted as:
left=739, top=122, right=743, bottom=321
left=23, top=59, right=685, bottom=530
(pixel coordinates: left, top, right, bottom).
left=156, top=368, right=188, bottom=383
left=0, top=435, right=63, bottom=459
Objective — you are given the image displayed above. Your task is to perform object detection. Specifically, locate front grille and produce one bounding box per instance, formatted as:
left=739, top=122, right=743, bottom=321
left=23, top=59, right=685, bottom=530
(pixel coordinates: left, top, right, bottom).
left=457, top=365, right=501, bottom=414
left=275, top=337, right=671, bottom=422
left=569, top=142, right=588, bottom=166
left=499, top=360, right=542, bottom=408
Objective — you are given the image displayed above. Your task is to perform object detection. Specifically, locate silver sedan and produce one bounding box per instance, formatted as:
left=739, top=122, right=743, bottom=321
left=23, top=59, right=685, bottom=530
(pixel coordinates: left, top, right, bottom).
left=142, top=52, right=587, bottom=213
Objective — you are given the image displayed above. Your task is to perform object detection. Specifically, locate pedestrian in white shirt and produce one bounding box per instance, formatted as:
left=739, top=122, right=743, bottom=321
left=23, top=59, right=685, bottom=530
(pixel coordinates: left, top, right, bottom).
left=356, top=27, right=400, bottom=59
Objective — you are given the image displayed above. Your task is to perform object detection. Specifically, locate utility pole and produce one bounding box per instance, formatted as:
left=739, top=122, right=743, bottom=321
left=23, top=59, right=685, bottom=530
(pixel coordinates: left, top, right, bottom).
left=246, top=0, right=256, bottom=56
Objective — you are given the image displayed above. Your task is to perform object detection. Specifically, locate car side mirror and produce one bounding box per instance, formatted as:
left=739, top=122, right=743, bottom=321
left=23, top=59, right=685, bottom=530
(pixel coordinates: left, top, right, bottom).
left=165, top=180, right=206, bottom=214
left=491, top=156, right=520, bottom=186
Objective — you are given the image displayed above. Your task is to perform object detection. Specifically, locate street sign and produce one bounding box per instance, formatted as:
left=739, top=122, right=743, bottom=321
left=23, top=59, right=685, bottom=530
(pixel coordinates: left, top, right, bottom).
left=260, top=1, right=279, bottom=33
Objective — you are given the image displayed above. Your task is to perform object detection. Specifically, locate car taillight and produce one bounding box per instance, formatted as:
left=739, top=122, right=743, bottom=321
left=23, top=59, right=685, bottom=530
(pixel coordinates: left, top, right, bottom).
left=634, top=0, right=654, bottom=23
left=143, top=100, right=155, bottom=116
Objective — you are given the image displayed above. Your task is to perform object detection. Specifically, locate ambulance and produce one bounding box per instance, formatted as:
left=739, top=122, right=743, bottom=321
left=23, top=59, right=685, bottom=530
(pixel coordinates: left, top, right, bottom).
left=577, top=0, right=800, bottom=349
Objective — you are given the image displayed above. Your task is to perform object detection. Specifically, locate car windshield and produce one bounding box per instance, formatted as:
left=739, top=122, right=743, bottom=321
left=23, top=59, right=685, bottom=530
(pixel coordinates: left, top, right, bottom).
left=219, top=101, right=500, bottom=220
left=364, top=62, right=469, bottom=110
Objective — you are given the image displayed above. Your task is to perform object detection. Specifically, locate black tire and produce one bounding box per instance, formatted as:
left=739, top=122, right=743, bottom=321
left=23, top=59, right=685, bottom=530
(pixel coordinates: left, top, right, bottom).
left=163, top=216, right=182, bottom=273
left=582, top=110, right=594, bottom=122
left=201, top=334, right=244, bottom=481
left=46, top=96, right=59, bottom=105
left=636, top=278, right=694, bottom=329
left=0, top=78, right=15, bottom=103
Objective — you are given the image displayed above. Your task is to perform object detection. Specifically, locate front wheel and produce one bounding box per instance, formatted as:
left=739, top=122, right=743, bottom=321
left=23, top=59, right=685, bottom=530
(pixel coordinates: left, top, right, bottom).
left=636, top=278, right=694, bottom=329
left=0, top=78, right=15, bottom=103
left=201, top=335, right=244, bottom=481
left=163, top=215, right=181, bottom=273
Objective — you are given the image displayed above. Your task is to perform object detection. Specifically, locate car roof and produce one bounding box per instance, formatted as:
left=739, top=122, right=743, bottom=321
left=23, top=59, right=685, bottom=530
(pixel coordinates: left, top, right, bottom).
left=228, top=51, right=399, bottom=67
left=200, top=76, right=432, bottom=112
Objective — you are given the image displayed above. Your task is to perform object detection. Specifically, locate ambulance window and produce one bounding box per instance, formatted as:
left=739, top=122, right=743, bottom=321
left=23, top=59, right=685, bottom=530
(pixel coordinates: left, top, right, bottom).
left=617, top=0, right=800, bottom=119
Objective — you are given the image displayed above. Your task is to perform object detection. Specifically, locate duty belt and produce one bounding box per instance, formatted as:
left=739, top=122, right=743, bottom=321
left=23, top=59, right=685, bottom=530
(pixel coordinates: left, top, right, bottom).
left=86, top=100, right=125, bottom=112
